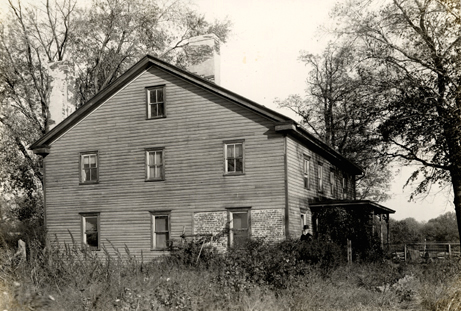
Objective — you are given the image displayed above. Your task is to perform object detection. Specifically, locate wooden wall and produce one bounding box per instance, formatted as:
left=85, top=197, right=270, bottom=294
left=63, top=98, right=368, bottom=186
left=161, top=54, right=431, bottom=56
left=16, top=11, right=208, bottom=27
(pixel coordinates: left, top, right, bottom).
left=44, top=66, right=286, bottom=259
left=285, top=136, right=356, bottom=238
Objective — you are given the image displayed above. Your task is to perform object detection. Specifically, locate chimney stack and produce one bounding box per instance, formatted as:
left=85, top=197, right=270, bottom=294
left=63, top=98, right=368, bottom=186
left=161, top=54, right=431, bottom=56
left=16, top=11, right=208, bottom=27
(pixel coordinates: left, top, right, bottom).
left=48, top=61, right=76, bottom=132
left=187, top=34, right=221, bottom=85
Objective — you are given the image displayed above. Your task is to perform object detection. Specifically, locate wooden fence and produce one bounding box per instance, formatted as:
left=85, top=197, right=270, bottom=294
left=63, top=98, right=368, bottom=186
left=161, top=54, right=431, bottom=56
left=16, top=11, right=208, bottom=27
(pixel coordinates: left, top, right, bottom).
left=389, top=242, right=460, bottom=261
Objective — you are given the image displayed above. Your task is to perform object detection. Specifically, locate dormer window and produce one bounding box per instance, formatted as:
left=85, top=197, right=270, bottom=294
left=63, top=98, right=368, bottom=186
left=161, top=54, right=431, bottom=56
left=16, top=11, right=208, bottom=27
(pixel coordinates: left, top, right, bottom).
left=147, top=86, right=165, bottom=119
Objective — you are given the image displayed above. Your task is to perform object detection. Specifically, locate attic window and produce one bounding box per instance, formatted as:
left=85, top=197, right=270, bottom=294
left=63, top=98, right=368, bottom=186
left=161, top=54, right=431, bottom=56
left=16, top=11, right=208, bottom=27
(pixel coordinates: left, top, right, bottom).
left=80, top=152, right=98, bottom=184
left=147, top=86, right=165, bottom=119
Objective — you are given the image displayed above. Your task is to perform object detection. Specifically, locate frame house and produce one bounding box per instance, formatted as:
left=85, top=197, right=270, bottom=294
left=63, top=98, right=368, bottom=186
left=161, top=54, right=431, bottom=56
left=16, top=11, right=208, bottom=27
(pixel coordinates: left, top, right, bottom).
left=30, top=35, right=394, bottom=259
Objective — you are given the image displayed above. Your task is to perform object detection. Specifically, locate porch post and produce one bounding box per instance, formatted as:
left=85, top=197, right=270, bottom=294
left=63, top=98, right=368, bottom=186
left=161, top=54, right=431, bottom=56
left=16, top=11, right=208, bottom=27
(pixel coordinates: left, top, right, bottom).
left=386, top=213, right=390, bottom=248
left=380, top=214, right=384, bottom=249
left=371, top=209, right=375, bottom=236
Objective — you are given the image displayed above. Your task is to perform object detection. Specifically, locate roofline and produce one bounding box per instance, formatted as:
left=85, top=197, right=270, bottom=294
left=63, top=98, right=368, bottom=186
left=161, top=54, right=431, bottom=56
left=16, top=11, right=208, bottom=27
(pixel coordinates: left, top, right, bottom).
left=275, top=121, right=363, bottom=175
left=30, top=55, right=293, bottom=150
left=309, top=199, right=395, bottom=214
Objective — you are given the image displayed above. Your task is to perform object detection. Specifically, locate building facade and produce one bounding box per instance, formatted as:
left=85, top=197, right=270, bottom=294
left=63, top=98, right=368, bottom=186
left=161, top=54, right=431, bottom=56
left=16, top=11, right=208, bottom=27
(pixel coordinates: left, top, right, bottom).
left=31, top=55, right=390, bottom=259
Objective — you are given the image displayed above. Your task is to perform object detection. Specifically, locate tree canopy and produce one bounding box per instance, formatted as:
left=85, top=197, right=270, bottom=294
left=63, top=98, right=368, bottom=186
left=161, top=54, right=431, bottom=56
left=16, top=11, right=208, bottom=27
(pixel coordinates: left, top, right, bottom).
left=276, top=43, right=391, bottom=202
left=330, top=0, right=461, bottom=243
left=0, top=0, right=231, bottom=224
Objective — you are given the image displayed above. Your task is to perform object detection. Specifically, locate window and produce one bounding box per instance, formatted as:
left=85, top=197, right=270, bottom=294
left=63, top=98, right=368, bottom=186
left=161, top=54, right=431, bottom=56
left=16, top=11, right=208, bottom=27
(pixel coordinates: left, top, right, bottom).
left=303, top=155, right=310, bottom=189
left=80, top=152, right=98, bottom=183
left=301, top=212, right=307, bottom=228
left=330, top=169, right=336, bottom=196
left=146, top=149, right=164, bottom=180
left=150, top=212, right=170, bottom=250
left=224, top=141, right=244, bottom=174
left=317, top=162, right=323, bottom=192
left=81, top=213, right=100, bottom=250
left=229, top=209, right=250, bottom=247
left=147, top=86, right=165, bottom=119
left=342, top=175, right=348, bottom=199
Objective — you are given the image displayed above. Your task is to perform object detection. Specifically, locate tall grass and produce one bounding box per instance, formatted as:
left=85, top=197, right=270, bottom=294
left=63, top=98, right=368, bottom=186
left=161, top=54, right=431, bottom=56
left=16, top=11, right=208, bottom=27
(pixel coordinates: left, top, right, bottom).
left=1, top=237, right=461, bottom=310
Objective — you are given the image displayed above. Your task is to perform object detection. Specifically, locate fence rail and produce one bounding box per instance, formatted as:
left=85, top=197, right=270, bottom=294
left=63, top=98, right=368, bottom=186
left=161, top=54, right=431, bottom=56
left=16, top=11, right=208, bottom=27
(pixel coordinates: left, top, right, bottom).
left=389, top=243, right=460, bottom=261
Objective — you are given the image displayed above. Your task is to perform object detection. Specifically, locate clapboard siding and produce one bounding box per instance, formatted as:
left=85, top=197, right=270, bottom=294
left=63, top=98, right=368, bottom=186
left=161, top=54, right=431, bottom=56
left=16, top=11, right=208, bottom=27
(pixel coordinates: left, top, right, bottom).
left=286, top=136, right=356, bottom=238
left=45, top=66, right=286, bottom=258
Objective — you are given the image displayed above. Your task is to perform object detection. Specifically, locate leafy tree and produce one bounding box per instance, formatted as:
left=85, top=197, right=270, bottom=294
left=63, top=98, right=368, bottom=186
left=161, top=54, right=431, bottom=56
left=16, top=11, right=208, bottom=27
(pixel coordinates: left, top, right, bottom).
left=389, top=217, right=423, bottom=245
left=276, top=43, right=391, bottom=202
left=0, top=0, right=231, bottom=224
left=331, top=0, right=461, bottom=245
left=423, top=212, right=459, bottom=242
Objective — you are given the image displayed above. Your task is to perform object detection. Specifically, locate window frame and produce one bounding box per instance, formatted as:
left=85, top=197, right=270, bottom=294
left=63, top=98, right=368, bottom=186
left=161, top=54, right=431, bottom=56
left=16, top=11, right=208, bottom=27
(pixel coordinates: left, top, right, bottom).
left=150, top=211, right=171, bottom=251
left=317, top=162, right=324, bottom=193
left=342, top=174, right=348, bottom=198
left=227, top=207, right=251, bottom=247
left=145, top=148, right=165, bottom=181
left=80, top=213, right=100, bottom=251
left=224, top=140, right=245, bottom=175
left=303, top=155, right=310, bottom=189
left=330, top=168, right=336, bottom=197
left=146, top=85, right=166, bottom=119
left=80, top=151, right=99, bottom=184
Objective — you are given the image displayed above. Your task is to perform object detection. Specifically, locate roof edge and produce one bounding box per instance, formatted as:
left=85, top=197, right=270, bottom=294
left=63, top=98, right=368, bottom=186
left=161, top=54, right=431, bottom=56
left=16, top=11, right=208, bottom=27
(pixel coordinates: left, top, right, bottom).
left=30, top=54, right=292, bottom=151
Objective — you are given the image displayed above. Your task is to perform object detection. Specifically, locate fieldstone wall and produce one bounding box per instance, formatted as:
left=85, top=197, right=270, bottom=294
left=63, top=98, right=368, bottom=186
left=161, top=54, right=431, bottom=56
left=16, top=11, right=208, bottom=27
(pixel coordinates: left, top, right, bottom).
left=251, top=209, right=285, bottom=241
left=193, top=211, right=228, bottom=250
left=193, top=209, right=286, bottom=249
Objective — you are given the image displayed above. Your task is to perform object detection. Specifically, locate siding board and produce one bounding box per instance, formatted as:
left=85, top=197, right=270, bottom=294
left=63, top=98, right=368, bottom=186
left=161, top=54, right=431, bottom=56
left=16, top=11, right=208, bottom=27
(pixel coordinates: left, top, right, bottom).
left=45, top=66, right=286, bottom=259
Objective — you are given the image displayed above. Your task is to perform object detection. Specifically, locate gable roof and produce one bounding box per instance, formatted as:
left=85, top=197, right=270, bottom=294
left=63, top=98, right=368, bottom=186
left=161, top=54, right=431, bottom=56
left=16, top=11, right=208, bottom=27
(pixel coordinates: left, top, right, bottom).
left=30, top=54, right=362, bottom=175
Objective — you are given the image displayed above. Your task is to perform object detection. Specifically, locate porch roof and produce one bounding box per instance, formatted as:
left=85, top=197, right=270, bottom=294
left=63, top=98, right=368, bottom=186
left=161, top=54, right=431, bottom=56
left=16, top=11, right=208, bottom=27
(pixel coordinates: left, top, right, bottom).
left=309, top=199, right=395, bottom=215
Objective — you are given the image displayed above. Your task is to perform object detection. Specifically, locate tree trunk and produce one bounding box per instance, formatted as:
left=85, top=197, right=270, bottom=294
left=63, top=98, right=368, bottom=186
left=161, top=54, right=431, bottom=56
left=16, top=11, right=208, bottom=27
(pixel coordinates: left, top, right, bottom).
left=450, top=168, right=461, bottom=249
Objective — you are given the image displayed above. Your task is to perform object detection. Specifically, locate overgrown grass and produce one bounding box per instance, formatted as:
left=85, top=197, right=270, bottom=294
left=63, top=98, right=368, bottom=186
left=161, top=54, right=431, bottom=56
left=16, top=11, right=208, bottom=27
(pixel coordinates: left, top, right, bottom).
left=1, top=237, right=461, bottom=311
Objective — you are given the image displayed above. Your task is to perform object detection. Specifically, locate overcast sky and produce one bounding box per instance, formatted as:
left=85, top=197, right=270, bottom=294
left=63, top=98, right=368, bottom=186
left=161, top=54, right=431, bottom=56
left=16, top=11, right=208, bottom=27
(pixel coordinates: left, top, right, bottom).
left=194, top=0, right=455, bottom=222
left=0, top=0, right=454, bottom=221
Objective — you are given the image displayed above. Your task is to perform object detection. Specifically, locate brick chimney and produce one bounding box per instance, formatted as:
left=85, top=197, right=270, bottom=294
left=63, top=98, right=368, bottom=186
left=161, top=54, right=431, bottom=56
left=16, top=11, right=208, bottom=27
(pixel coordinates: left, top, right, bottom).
left=48, top=61, right=76, bottom=132
left=187, top=34, right=221, bottom=85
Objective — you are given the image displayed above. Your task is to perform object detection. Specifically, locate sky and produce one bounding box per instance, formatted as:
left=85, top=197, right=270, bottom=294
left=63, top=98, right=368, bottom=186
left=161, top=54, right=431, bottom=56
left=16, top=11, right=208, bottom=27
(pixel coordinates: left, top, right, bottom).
left=0, top=0, right=454, bottom=221
left=193, top=0, right=455, bottom=222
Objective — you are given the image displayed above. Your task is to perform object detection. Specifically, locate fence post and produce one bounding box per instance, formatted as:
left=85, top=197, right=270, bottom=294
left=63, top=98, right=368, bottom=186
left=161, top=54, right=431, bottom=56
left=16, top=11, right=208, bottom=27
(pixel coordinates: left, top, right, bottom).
left=448, top=244, right=452, bottom=258
left=404, top=244, right=407, bottom=262
left=347, top=239, right=352, bottom=264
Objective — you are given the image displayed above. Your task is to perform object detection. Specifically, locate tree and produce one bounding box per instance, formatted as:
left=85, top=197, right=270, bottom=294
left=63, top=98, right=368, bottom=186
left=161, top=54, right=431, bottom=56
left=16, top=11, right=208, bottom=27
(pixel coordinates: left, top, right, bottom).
left=0, top=0, right=231, bottom=224
left=332, top=0, right=461, bottom=245
left=276, top=43, right=391, bottom=202
left=389, top=217, right=423, bottom=245
left=423, top=212, right=459, bottom=242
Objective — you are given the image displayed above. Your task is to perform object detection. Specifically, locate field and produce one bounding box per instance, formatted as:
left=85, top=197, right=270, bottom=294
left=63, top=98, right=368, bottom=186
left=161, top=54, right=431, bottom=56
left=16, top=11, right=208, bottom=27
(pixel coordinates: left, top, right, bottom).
left=1, top=238, right=461, bottom=311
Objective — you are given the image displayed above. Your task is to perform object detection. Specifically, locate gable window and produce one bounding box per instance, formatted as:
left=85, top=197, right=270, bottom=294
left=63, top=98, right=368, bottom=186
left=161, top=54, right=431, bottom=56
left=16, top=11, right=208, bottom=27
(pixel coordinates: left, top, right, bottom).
left=147, top=86, right=165, bottom=119
left=317, top=162, right=323, bottom=192
left=303, top=155, right=310, bottom=189
left=81, top=213, right=100, bottom=250
left=150, top=211, right=170, bottom=250
left=228, top=208, right=250, bottom=247
left=224, top=141, right=244, bottom=174
left=80, top=152, right=98, bottom=184
left=146, top=148, right=164, bottom=181
left=330, top=169, right=336, bottom=197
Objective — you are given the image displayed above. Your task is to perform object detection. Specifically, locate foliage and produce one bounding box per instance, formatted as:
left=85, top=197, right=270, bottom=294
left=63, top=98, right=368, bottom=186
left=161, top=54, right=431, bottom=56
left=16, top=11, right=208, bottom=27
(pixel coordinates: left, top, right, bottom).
left=2, top=238, right=461, bottom=311
left=389, top=217, right=424, bottom=245
left=390, top=213, right=460, bottom=245
left=276, top=43, right=391, bottom=202
left=331, top=0, right=461, bottom=241
left=423, top=211, right=459, bottom=242
left=0, top=0, right=231, bottom=225
left=315, top=207, right=384, bottom=262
